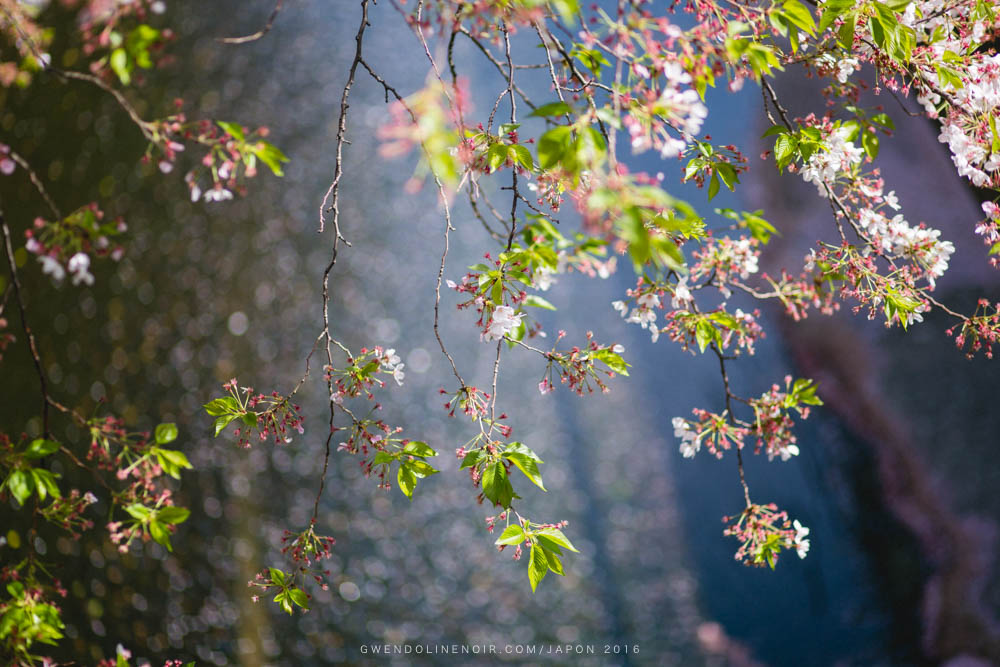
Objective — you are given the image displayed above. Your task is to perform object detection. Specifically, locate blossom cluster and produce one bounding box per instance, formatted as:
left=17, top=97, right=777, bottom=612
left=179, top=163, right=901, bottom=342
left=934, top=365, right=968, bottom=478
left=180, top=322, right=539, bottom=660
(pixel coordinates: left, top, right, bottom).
left=327, top=346, right=407, bottom=405
left=797, top=123, right=865, bottom=196
left=723, top=504, right=809, bottom=568
left=145, top=113, right=287, bottom=203
left=204, top=379, right=304, bottom=448
left=24, top=204, right=126, bottom=286
left=534, top=330, right=628, bottom=395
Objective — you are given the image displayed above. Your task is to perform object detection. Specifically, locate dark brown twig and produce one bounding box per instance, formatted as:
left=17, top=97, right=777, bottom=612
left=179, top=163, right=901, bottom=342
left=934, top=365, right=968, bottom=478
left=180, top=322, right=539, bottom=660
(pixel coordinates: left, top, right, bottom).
left=219, top=0, right=284, bottom=44
left=1, top=208, right=50, bottom=436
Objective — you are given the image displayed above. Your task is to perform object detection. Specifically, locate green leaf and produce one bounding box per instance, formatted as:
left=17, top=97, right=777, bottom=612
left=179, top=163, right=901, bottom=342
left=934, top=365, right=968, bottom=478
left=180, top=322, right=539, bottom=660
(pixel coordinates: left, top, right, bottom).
left=510, top=144, right=534, bottom=170
left=550, top=0, right=579, bottom=23
left=534, top=527, right=579, bottom=552
left=862, top=130, right=880, bottom=159
left=32, top=469, right=60, bottom=501
left=504, top=453, right=546, bottom=491
left=24, top=438, right=59, bottom=459
left=537, top=126, right=572, bottom=169
left=487, top=143, right=510, bottom=171
left=740, top=211, right=778, bottom=244
left=773, top=133, right=798, bottom=169
left=481, top=462, right=513, bottom=508
left=490, top=280, right=503, bottom=307
left=269, top=567, right=287, bottom=586
left=707, top=172, right=720, bottom=200
left=543, top=547, right=565, bottom=575
left=148, top=520, right=172, bottom=550
left=528, top=544, right=548, bottom=592
left=252, top=141, right=290, bottom=177
left=125, top=503, right=152, bottom=521
left=459, top=450, right=484, bottom=469
left=593, top=349, right=630, bottom=376
left=203, top=397, right=238, bottom=416
left=214, top=414, right=238, bottom=437
left=397, top=464, right=417, bottom=499
left=819, top=0, right=855, bottom=33
left=524, top=294, right=556, bottom=310
left=288, top=587, right=309, bottom=610
left=6, top=470, right=33, bottom=506
left=154, top=448, right=193, bottom=479
left=781, top=0, right=816, bottom=36
left=217, top=121, right=246, bottom=142
left=154, top=423, right=178, bottom=445
left=529, top=101, right=573, bottom=118
left=155, top=506, right=190, bottom=525
left=372, top=451, right=396, bottom=465
left=575, top=127, right=607, bottom=164
left=109, top=47, right=130, bottom=85
left=126, top=24, right=161, bottom=69
left=837, top=14, right=856, bottom=49
left=535, top=534, right=564, bottom=554
left=495, top=524, right=525, bottom=546
left=791, top=378, right=824, bottom=406
left=407, top=459, right=438, bottom=478
left=571, top=47, right=609, bottom=78
left=715, top=162, right=739, bottom=191
left=402, top=441, right=436, bottom=457
left=504, top=442, right=542, bottom=461
left=273, top=590, right=291, bottom=614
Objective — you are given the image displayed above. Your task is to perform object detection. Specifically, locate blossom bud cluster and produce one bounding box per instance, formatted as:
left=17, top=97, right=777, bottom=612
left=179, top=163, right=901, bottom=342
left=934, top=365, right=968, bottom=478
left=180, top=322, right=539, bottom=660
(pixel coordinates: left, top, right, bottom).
left=23, top=204, right=126, bottom=287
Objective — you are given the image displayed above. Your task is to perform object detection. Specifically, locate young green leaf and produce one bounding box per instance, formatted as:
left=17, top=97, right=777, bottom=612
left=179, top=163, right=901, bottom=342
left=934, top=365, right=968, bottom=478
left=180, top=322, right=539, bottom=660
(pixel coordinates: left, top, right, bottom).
left=252, top=142, right=290, bottom=177
left=31, top=469, right=60, bottom=501
left=154, top=448, right=193, bottom=479
left=481, top=462, right=514, bottom=508
left=487, top=143, right=510, bottom=171
left=529, top=101, right=573, bottom=118
left=397, top=464, right=417, bottom=499
left=402, top=441, right=436, bottom=457
left=504, top=452, right=546, bottom=491
left=5, top=470, right=33, bottom=506
left=495, top=524, right=525, bottom=546
left=510, top=144, right=534, bottom=170
left=707, top=172, right=720, bottom=200
left=407, top=459, right=439, bottom=478
left=528, top=544, right=548, bottom=592
left=288, top=587, right=310, bottom=610
left=459, top=450, right=484, bottom=469
left=217, top=121, right=246, bottom=142
left=155, top=506, right=190, bottom=525
left=148, top=520, right=172, bottom=551
left=203, top=397, right=238, bottom=416
left=524, top=294, right=556, bottom=310
left=535, top=527, right=579, bottom=552
left=154, top=423, right=178, bottom=445
left=269, top=568, right=287, bottom=586
left=214, top=414, right=238, bottom=437
left=24, top=438, right=60, bottom=459
left=543, top=547, right=565, bottom=575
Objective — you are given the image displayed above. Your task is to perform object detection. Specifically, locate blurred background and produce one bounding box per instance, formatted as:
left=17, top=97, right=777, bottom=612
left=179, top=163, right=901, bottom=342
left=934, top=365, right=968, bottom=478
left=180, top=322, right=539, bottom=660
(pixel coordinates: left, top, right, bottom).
left=1, top=1, right=999, bottom=665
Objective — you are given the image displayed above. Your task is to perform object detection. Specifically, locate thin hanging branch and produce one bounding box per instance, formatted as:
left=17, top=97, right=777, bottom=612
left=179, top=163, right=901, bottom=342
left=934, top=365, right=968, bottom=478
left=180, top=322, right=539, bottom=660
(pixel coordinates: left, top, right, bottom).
left=219, top=0, right=284, bottom=44
left=1, top=207, right=50, bottom=437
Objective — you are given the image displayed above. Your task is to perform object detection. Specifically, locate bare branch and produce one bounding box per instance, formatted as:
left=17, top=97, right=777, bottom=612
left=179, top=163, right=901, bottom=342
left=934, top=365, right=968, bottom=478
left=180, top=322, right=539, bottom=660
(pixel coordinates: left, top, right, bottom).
left=219, top=0, right=284, bottom=44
